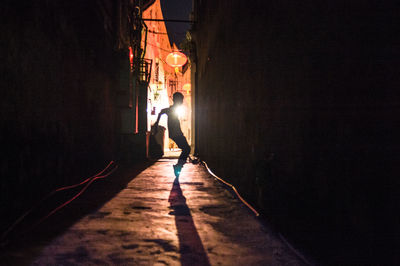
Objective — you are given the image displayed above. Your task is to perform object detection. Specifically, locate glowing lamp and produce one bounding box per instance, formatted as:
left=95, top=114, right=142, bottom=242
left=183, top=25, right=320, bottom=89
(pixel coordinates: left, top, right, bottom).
left=175, top=106, right=185, bottom=119
left=129, top=47, right=134, bottom=62
left=166, top=51, right=187, bottom=68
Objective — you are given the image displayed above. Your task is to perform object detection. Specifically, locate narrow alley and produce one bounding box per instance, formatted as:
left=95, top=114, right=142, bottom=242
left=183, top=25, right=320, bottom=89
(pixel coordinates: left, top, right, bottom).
left=1, top=160, right=306, bottom=265
left=1, top=0, right=398, bottom=264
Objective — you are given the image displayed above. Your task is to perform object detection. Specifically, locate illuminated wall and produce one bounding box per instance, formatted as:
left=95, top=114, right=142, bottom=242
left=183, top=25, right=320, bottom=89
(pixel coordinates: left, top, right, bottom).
left=142, top=0, right=192, bottom=150
left=143, top=0, right=174, bottom=138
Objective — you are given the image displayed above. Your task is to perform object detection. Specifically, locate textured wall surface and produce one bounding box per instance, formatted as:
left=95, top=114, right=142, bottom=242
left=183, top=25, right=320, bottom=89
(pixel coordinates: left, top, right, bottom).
left=0, top=0, right=121, bottom=228
left=193, top=1, right=399, bottom=263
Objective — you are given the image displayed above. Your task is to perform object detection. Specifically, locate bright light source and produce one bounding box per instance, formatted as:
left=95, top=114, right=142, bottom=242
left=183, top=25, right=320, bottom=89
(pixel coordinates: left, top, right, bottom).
left=175, top=106, right=185, bottom=119
left=129, top=47, right=133, bottom=62
left=166, top=51, right=187, bottom=67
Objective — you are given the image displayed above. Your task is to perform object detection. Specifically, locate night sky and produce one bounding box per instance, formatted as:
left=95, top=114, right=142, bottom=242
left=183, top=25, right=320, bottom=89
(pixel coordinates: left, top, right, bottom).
left=160, top=0, right=192, bottom=46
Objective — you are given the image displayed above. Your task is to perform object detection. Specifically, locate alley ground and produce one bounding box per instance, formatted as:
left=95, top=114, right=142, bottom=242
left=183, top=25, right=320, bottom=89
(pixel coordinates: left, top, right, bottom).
left=1, top=159, right=308, bottom=265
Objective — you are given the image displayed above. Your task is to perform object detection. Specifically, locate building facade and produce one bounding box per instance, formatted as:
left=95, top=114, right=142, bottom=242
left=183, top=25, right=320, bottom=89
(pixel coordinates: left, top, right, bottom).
left=142, top=0, right=192, bottom=151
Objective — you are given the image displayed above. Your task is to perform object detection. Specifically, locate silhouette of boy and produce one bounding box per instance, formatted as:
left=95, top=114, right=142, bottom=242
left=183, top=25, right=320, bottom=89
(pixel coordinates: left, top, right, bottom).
left=154, top=92, right=190, bottom=177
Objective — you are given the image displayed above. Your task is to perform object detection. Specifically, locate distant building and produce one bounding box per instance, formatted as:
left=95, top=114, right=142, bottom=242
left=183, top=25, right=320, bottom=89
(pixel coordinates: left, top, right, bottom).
left=142, top=0, right=192, bottom=150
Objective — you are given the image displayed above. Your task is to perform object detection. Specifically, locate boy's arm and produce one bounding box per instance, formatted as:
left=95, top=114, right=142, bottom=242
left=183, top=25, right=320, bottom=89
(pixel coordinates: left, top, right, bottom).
left=152, top=108, right=167, bottom=134
left=154, top=108, right=167, bottom=126
left=151, top=108, right=168, bottom=134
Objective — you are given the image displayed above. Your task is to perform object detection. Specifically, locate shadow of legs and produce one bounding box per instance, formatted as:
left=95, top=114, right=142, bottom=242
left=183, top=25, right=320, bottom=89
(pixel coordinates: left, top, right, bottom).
left=168, top=179, right=210, bottom=266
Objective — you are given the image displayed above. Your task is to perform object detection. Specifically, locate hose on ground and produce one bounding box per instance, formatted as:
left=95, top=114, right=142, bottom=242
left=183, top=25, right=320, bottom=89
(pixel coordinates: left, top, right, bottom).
left=201, top=161, right=260, bottom=216
left=201, top=160, right=313, bottom=265
left=1, top=161, right=118, bottom=247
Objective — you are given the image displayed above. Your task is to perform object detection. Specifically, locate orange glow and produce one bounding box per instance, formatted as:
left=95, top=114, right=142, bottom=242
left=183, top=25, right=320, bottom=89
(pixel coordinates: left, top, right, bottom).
left=129, top=47, right=134, bottom=63
left=166, top=51, right=187, bottom=68
left=183, top=83, right=191, bottom=95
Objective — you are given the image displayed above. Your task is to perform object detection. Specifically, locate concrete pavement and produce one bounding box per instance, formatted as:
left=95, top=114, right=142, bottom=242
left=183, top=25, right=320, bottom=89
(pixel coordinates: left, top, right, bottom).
left=2, top=159, right=307, bottom=265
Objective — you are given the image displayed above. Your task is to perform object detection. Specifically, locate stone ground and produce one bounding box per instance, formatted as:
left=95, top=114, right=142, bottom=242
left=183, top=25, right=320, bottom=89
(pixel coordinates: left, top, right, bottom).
left=1, top=159, right=308, bottom=265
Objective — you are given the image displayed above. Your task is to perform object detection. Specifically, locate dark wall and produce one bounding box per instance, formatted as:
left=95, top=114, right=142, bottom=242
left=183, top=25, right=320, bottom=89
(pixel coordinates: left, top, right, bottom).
left=0, top=0, right=122, bottom=228
left=194, top=0, right=399, bottom=263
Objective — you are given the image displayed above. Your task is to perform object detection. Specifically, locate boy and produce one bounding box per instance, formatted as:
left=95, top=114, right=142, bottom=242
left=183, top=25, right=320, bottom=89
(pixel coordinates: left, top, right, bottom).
left=153, top=92, right=190, bottom=177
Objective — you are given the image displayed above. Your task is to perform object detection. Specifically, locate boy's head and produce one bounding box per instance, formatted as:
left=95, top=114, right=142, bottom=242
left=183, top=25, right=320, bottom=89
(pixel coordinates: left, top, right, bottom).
left=172, top=92, right=184, bottom=105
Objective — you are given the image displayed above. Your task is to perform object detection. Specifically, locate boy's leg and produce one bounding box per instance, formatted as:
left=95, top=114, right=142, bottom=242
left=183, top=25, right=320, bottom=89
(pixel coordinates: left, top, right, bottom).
left=172, top=135, right=191, bottom=166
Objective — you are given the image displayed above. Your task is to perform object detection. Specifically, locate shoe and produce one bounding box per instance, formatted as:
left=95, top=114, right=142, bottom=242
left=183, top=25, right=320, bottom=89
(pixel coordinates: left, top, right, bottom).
left=173, top=164, right=183, bottom=178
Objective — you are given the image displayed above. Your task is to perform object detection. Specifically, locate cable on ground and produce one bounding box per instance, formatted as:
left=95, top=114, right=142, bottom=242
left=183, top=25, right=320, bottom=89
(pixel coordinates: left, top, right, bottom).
left=1, top=161, right=118, bottom=246
left=201, top=160, right=313, bottom=265
left=201, top=161, right=260, bottom=216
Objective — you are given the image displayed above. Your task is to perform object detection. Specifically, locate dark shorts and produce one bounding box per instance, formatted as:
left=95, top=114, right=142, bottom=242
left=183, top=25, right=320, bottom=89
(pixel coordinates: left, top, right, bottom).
left=171, top=135, right=191, bottom=165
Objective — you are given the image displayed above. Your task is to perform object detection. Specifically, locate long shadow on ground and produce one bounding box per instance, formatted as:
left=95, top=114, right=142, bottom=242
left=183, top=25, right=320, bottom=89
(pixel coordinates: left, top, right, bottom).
left=168, top=178, right=210, bottom=266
